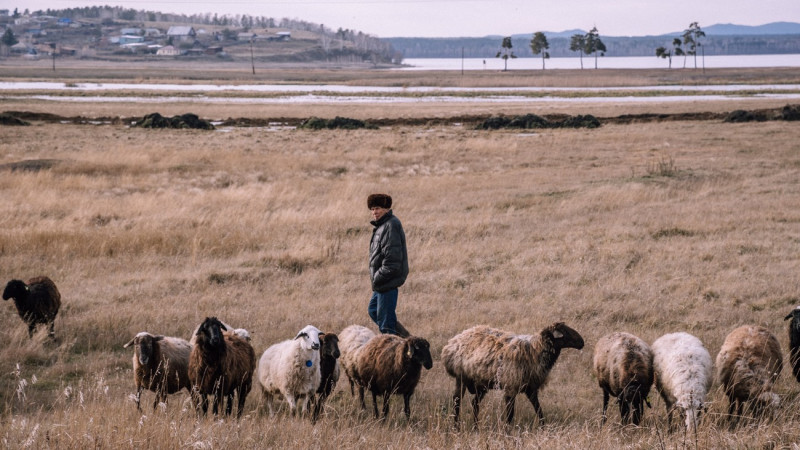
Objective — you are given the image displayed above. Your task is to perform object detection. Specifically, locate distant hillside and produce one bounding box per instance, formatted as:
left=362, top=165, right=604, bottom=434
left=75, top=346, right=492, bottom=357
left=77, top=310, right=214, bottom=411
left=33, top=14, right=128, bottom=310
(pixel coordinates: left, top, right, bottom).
left=387, top=22, right=800, bottom=59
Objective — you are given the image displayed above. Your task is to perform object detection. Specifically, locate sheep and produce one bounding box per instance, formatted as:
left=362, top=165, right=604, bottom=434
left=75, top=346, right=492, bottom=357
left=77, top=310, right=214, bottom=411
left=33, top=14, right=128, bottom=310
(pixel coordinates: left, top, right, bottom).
left=188, top=316, right=256, bottom=418
left=3, top=276, right=61, bottom=339
left=592, top=331, right=654, bottom=426
left=651, top=332, right=713, bottom=433
left=123, top=332, right=192, bottom=411
left=784, top=307, right=800, bottom=383
left=716, top=324, right=783, bottom=420
left=441, top=322, right=584, bottom=427
left=338, top=324, right=377, bottom=406
left=256, top=325, right=324, bottom=420
left=356, top=333, right=433, bottom=420
left=312, top=332, right=340, bottom=419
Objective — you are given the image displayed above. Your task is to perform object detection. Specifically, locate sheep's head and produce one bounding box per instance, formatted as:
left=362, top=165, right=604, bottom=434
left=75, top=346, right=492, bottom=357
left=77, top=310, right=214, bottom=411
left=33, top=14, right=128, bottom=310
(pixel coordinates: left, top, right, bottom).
left=294, top=325, right=322, bottom=351
left=785, top=306, right=800, bottom=334
left=124, top=332, right=164, bottom=366
left=2, top=279, right=28, bottom=301
left=406, top=337, right=433, bottom=370
left=196, top=317, right=228, bottom=347
left=675, top=398, right=704, bottom=434
left=618, top=382, right=648, bottom=426
left=320, top=333, right=340, bottom=359
left=546, top=322, right=585, bottom=351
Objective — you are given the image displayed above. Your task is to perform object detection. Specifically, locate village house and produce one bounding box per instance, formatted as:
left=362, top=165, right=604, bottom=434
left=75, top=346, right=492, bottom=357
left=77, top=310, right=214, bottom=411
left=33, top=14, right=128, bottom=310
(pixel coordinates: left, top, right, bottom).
left=166, top=26, right=196, bottom=42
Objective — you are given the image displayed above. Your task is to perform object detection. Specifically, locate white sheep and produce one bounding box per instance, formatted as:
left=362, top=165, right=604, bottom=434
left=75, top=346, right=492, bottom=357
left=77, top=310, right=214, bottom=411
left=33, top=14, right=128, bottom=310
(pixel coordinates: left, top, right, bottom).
left=338, top=324, right=376, bottom=407
left=123, top=332, right=192, bottom=411
left=592, top=331, right=654, bottom=426
left=651, top=332, right=713, bottom=433
left=716, top=325, right=783, bottom=421
left=441, top=322, right=584, bottom=426
left=256, top=325, right=323, bottom=419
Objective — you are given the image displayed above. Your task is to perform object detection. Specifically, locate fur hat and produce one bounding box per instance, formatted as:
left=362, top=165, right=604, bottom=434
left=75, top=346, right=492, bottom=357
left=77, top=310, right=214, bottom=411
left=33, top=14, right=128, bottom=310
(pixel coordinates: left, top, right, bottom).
left=367, top=193, right=392, bottom=209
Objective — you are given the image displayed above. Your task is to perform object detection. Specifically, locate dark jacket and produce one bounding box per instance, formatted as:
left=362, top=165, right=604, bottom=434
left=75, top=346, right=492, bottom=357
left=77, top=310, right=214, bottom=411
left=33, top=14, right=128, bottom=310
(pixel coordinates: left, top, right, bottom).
left=369, top=210, right=409, bottom=293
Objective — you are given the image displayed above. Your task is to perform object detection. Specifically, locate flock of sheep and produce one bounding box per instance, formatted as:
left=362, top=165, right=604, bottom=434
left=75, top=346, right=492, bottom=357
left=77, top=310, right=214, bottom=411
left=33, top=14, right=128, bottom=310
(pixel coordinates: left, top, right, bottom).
left=4, top=275, right=800, bottom=431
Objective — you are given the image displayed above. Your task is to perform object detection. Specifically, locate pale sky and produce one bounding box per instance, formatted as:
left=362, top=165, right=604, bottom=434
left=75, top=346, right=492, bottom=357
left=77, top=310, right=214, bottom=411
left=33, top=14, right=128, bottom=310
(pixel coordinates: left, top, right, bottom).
left=6, top=0, right=800, bottom=38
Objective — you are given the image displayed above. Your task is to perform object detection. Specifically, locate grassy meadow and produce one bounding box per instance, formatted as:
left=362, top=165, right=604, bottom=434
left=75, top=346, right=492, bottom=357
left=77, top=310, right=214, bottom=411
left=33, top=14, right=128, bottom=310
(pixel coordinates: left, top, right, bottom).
left=1, top=68, right=800, bottom=448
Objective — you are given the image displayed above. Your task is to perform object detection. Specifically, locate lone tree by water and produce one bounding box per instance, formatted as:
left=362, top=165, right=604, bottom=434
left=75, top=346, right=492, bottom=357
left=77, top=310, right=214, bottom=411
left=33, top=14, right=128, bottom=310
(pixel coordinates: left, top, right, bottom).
left=569, top=34, right=586, bottom=69
left=530, top=32, right=550, bottom=70
left=584, top=27, right=606, bottom=69
left=683, top=22, right=705, bottom=70
left=496, top=36, right=516, bottom=71
left=655, top=38, right=684, bottom=69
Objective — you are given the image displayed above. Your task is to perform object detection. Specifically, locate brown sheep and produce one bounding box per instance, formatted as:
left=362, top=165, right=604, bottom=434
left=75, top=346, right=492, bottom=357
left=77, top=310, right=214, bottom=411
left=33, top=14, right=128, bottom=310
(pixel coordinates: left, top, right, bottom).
left=441, top=322, right=584, bottom=427
left=3, top=276, right=61, bottom=339
left=592, top=332, right=654, bottom=426
left=188, top=317, right=256, bottom=418
left=356, top=334, right=433, bottom=420
left=123, top=332, right=192, bottom=411
left=338, top=324, right=376, bottom=405
left=716, top=325, right=782, bottom=421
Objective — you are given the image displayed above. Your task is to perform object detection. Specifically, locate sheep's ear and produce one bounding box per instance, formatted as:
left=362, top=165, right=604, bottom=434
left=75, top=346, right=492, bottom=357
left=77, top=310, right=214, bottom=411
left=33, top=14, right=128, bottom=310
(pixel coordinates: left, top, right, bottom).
left=154, top=335, right=164, bottom=341
left=294, top=332, right=308, bottom=340
left=123, top=338, right=136, bottom=348
left=785, top=312, right=795, bottom=321
left=318, top=331, right=326, bottom=337
left=552, top=330, right=564, bottom=339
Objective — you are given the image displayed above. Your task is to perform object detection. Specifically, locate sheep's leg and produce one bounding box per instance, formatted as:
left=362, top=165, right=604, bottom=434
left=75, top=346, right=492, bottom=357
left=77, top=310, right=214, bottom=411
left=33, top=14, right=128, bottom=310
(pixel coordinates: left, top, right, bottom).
left=471, top=387, right=487, bottom=427
left=358, top=385, right=366, bottom=410
left=225, top=393, right=234, bottom=416
left=601, top=389, right=610, bottom=424
left=286, top=394, right=298, bottom=416
left=525, top=389, right=544, bottom=424
left=135, top=386, right=143, bottom=411
left=311, top=394, right=323, bottom=423
left=371, top=391, right=380, bottom=419
left=28, top=324, right=35, bottom=339
left=452, top=378, right=465, bottom=425
left=503, top=394, right=516, bottom=424
left=237, top=388, right=247, bottom=419
left=381, top=392, right=391, bottom=420
left=403, top=393, right=411, bottom=419
left=348, top=377, right=355, bottom=396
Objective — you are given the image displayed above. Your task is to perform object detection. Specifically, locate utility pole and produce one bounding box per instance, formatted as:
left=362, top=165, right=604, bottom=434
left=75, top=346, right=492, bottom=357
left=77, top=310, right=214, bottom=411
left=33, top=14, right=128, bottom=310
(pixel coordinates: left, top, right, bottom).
left=250, top=37, right=255, bottom=75
left=461, top=47, right=464, bottom=76
left=49, top=42, right=56, bottom=72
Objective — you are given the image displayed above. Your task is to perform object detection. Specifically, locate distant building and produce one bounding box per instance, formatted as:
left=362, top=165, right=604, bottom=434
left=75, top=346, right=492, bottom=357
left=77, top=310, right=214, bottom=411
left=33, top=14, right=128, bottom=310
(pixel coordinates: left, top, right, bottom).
left=156, top=45, right=182, bottom=56
left=118, top=35, right=145, bottom=45
left=166, top=26, right=196, bottom=42
left=238, top=32, right=256, bottom=41
left=144, top=28, right=161, bottom=37
left=121, top=27, right=142, bottom=35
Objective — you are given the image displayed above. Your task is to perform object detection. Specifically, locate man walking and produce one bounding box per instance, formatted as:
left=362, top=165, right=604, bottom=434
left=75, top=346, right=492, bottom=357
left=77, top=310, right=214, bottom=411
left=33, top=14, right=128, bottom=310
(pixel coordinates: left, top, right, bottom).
left=367, top=193, right=410, bottom=337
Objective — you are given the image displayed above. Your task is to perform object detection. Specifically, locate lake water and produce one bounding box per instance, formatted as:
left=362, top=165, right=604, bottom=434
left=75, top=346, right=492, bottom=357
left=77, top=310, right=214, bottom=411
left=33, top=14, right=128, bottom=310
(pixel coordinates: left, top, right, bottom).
left=401, top=54, right=800, bottom=71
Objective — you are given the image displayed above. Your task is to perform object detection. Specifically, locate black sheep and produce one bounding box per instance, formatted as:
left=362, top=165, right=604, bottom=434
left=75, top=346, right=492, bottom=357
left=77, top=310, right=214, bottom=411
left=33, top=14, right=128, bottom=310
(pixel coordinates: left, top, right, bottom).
left=312, top=332, right=341, bottom=420
left=785, top=307, right=800, bottom=382
left=3, top=276, right=61, bottom=339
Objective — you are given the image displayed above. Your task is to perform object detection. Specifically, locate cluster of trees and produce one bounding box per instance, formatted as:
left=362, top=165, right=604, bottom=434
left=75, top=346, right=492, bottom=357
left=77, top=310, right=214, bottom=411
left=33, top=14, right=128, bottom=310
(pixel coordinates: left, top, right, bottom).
left=496, top=23, right=709, bottom=70
left=655, top=22, right=706, bottom=69
left=497, top=27, right=607, bottom=70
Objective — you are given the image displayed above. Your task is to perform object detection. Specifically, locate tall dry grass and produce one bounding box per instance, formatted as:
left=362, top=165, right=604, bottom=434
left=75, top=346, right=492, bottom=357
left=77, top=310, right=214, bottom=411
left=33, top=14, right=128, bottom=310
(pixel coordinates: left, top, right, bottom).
left=1, top=110, right=799, bottom=447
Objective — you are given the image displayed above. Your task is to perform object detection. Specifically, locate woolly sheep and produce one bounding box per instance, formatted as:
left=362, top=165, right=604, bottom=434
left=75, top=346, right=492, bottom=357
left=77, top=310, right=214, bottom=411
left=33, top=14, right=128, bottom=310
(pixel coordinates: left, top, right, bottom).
left=784, top=307, right=800, bottom=383
left=188, top=317, right=256, bottom=418
left=592, top=331, right=654, bottom=426
left=312, top=332, right=340, bottom=419
left=441, top=322, right=584, bottom=426
left=256, top=325, right=324, bottom=420
left=338, top=324, right=376, bottom=406
left=123, top=332, right=192, bottom=410
left=716, top=325, right=783, bottom=420
left=3, top=276, right=61, bottom=339
left=356, top=333, right=433, bottom=420
left=651, top=332, right=712, bottom=433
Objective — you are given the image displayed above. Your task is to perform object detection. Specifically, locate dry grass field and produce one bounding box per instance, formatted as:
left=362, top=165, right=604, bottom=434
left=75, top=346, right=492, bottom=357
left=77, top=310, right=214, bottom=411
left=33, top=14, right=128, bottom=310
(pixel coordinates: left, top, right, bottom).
left=1, top=66, right=800, bottom=448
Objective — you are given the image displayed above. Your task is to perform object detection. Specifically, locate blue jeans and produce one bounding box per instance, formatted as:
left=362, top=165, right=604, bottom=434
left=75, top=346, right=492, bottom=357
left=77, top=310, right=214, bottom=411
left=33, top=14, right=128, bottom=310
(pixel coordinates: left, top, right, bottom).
left=368, top=289, right=398, bottom=334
